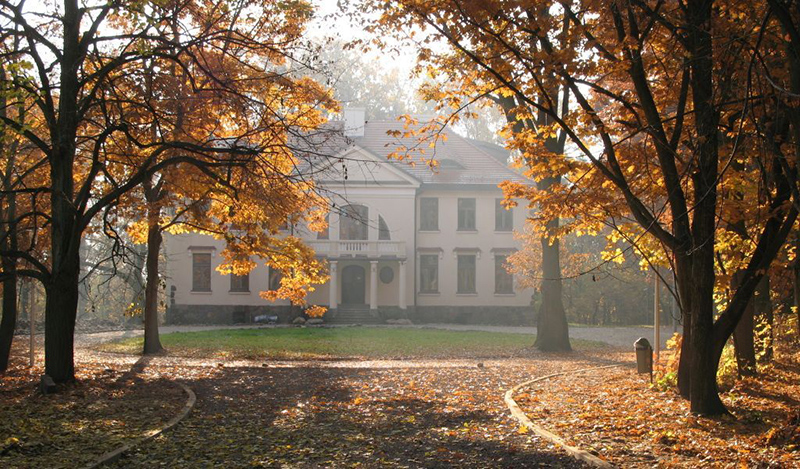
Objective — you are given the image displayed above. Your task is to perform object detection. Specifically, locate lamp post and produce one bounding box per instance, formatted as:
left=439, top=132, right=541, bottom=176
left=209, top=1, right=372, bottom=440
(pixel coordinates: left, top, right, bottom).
left=654, top=268, right=661, bottom=364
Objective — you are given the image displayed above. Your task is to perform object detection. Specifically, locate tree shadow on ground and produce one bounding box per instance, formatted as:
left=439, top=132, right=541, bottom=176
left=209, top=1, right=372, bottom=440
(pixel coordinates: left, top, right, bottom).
left=0, top=362, right=183, bottom=469
left=112, top=363, right=587, bottom=468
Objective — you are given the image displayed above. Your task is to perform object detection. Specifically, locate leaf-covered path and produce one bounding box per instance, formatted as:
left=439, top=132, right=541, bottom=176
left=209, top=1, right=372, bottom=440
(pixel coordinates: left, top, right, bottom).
left=96, top=352, right=601, bottom=468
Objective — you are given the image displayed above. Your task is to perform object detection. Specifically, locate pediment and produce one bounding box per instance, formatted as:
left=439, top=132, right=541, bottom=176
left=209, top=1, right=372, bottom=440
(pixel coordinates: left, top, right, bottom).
left=317, top=145, right=421, bottom=188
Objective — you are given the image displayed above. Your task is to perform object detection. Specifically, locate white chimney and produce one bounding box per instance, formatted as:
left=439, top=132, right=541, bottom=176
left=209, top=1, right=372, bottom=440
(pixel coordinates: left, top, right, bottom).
left=343, top=108, right=365, bottom=137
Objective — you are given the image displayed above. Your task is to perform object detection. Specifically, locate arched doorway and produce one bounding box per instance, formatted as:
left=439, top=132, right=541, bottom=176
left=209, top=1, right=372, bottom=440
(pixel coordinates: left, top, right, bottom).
left=341, top=265, right=366, bottom=305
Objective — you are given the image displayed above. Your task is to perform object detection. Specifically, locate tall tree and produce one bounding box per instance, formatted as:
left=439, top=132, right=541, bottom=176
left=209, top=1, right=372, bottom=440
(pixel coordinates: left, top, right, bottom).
left=0, top=53, right=46, bottom=371
left=0, top=61, right=20, bottom=371
left=367, top=0, right=799, bottom=414
left=0, top=0, right=335, bottom=382
left=497, top=91, right=571, bottom=351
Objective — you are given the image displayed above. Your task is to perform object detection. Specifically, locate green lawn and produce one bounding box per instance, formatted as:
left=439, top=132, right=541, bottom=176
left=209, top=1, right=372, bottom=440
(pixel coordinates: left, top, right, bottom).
left=98, top=327, right=603, bottom=360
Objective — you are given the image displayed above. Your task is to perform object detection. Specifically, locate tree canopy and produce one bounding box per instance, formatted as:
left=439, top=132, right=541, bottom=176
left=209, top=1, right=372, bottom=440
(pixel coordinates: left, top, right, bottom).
left=361, top=0, right=800, bottom=414
left=0, top=0, right=337, bottom=381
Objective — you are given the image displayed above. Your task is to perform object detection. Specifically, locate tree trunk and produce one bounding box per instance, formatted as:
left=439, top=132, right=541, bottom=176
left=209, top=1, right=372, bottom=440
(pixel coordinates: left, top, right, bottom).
left=42, top=0, right=82, bottom=384
left=45, top=157, right=81, bottom=383
left=496, top=87, right=571, bottom=352
left=0, top=261, right=17, bottom=372
left=690, top=321, right=728, bottom=415
left=688, top=247, right=727, bottom=415
left=44, top=259, right=80, bottom=383
left=534, top=214, right=571, bottom=351
left=675, top=256, right=693, bottom=399
left=684, top=0, right=729, bottom=416
left=732, top=271, right=756, bottom=376
left=143, top=204, right=163, bottom=355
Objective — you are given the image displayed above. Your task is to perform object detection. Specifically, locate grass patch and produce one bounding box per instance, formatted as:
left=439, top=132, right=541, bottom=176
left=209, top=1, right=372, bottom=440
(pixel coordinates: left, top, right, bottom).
left=98, top=327, right=604, bottom=360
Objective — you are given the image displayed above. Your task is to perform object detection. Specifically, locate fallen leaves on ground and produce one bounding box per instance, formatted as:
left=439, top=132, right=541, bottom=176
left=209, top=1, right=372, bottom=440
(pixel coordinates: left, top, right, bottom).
left=514, top=345, right=800, bottom=468
left=0, top=353, right=186, bottom=469
left=94, top=348, right=612, bottom=468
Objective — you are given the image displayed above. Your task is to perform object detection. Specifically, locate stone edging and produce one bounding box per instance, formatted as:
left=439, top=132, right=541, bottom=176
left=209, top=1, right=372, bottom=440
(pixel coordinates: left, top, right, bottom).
left=504, top=364, right=622, bottom=469
left=85, top=380, right=197, bottom=468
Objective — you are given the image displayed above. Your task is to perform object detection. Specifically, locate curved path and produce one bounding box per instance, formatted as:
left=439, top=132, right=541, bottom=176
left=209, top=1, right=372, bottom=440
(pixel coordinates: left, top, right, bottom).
left=66, top=325, right=640, bottom=467
left=504, top=366, right=622, bottom=468
left=70, top=346, right=605, bottom=467
left=85, top=380, right=196, bottom=468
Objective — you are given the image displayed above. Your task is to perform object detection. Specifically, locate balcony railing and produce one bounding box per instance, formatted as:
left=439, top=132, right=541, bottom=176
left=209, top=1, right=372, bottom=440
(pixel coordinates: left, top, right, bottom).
left=308, top=240, right=407, bottom=259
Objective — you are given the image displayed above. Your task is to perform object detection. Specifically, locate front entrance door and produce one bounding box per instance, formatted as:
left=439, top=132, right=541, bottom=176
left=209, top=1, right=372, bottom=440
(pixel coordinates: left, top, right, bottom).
left=341, top=265, right=366, bottom=305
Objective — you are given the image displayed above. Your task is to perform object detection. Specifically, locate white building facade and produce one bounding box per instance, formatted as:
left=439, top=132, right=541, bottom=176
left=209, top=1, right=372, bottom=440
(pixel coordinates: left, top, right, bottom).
left=164, top=113, right=534, bottom=325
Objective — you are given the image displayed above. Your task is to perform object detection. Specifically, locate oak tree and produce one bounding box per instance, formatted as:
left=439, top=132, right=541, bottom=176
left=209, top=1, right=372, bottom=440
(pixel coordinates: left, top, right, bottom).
left=367, top=0, right=799, bottom=414
left=0, top=0, right=335, bottom=381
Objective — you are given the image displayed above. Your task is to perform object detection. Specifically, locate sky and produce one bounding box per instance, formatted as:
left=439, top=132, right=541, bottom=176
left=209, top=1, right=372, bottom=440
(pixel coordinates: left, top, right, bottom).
left=308, top=0, right=423, bottom=83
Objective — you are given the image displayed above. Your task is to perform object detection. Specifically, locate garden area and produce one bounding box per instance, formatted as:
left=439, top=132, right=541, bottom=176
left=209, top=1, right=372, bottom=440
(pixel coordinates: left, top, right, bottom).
left=1, top=326, right=798, bottom=468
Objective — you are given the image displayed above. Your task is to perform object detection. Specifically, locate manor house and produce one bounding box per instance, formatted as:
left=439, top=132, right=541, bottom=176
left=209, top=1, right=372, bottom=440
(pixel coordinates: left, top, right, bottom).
left=164, top=110, right=533, bottom=325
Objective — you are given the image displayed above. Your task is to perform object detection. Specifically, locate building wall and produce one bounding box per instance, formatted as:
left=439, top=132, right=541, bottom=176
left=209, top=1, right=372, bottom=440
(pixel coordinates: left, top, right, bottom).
left=164, top=234, right=284, bottom=307
left=415, top=188, right=532, bottom=308
left=303, top=185, right=416, bottom=308
left=163, top=181, right=534, bottom=323
left=164, top=186, right=417, bottom=312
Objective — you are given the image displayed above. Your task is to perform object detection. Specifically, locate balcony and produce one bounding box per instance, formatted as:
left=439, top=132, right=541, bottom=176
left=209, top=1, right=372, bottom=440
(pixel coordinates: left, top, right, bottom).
left=308, top=240, right=407, bottom=259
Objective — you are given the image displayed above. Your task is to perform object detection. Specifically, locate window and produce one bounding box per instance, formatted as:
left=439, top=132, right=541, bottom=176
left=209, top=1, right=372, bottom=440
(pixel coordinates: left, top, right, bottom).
left=230, top=273, right=250, bottom=292
left=457, top=254, right=476, bottom=293
left=419, top=255, right=439, bottom=293
left=340, top=204, right=368, bottom=240
left=494, top=255, right=514, bottom=294
left=380, top=266, right=394, bottom=284
left=438, top=159, right=464, bottom=169
left=456, top=254, right=476, bottom=293
left=420, top=198, right=438, bottom=231
left=379, top=216, right=390, bottom=240
left=192, top=253, right=211, bottom=292
left=457, top=198, right=476, bottom=231
left=269, top=268, right=283, bottom=291
left=317, top=214, right=329, bottom=240
left=495, top=198, right=513, bottom=231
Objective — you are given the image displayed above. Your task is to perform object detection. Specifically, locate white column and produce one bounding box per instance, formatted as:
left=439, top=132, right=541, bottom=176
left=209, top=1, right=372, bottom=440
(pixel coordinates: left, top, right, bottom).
left=398, top=260, right=407, bottom=310
left=369, top=260, right=378, bottom=310
left=329, top=260, right=338, bottom=310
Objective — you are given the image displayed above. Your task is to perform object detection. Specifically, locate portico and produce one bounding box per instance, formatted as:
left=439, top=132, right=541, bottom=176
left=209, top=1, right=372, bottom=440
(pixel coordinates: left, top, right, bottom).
left=325, top=256, right=408, bottom=313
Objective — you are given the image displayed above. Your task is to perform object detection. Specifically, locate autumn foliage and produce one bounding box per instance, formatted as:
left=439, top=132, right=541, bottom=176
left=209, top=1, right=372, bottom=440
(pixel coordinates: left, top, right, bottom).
left=361, top=0, right=800, bottom=415
left=0, top=0, right=337, bottom=381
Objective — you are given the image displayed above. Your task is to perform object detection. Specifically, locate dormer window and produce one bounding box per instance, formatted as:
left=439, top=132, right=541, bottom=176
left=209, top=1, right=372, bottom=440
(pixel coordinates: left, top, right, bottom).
left=437, top=159, right=464, bottom=169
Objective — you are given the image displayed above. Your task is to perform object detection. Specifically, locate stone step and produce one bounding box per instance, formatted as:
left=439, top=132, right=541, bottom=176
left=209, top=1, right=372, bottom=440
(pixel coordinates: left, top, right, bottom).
left=327, top=308, right=383, bottom=324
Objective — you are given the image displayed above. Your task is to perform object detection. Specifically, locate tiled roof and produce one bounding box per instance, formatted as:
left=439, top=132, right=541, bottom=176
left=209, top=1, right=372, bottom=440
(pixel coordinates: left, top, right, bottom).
left=352, top=121, right=528, bottom=186
left=291, top=119, right=528, bottom=187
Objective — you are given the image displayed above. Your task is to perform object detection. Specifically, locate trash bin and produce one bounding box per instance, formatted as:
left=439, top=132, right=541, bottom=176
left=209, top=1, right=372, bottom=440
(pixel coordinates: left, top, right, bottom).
left=634, top=337, right=653, bottom=375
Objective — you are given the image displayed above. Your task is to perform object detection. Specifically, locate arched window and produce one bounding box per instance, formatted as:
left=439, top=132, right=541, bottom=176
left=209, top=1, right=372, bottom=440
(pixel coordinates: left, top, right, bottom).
left=378, top=215, right=390, bottom=240
left=340, top=205, right=368, bottom=240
